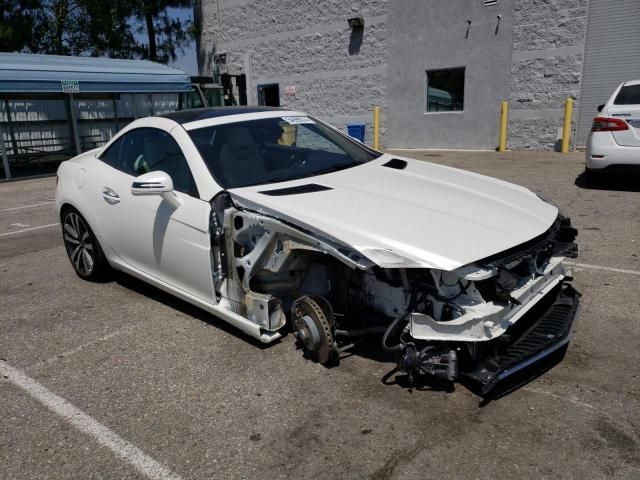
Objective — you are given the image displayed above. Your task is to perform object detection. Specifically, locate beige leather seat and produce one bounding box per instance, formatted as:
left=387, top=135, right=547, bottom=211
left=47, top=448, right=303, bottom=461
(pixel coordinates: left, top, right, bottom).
left=218, top=127, right=267, bottom=186
left=142, top=133, right=195, bottom=194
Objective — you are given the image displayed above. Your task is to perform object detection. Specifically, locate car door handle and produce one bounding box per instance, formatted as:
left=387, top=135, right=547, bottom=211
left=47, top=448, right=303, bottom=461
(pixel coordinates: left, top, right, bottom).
left=102, top=187, right=120, bottom=203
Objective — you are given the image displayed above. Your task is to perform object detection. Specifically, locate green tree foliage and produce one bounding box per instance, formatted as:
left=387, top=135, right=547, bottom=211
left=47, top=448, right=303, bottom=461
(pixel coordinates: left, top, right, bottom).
left=131, top=0, right=193, bottom=63
left=0, top=0, right=41, bottom=52
left=30, top=0, right=92, bottom=55
left=81, top=1, right=139, bottom=58
left=0, top=0, right=193, bottom=63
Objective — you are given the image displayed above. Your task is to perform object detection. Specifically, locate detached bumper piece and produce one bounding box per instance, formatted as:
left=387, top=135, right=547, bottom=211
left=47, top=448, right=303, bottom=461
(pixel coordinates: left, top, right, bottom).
left=464, top=283, right=581, bottom=396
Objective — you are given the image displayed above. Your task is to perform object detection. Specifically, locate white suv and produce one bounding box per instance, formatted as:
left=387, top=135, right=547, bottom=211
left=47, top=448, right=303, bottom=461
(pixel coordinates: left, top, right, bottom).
left=586, top=79, right=640, bottom=176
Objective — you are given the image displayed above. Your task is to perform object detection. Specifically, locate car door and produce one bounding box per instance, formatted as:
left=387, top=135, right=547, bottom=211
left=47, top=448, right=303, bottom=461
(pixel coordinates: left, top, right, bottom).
left=93, top=127, right=214, bottom=303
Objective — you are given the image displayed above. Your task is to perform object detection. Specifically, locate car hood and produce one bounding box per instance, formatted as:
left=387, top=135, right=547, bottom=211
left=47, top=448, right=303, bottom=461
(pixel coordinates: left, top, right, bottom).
left=228, top=154, right=558, bottom=271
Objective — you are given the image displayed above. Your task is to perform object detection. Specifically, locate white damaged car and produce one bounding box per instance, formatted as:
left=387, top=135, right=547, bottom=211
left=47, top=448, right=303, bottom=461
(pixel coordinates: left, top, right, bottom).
left=56, top=107, right=580, bottom=395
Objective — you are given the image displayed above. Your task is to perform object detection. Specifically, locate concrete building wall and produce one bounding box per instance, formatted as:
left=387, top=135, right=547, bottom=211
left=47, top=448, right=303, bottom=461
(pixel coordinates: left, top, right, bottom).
left=197, top=0, right=596, bottom=150
left=199, top=0, right=388, bottom=145
left=386, top=0, right=514, bottom=149
left=508, top=0, right=589, bottom=150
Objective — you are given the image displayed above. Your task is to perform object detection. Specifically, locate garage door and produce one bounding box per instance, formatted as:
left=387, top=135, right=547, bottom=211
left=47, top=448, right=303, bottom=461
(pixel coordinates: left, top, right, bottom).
left=576, top=0, right=640, bottom=146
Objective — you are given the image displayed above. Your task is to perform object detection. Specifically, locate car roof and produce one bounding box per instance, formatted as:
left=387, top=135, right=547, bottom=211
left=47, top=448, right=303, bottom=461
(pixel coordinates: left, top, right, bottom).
left=623, top=79, right=640, bottom=87
left=159, top=106, right=284, bottom=124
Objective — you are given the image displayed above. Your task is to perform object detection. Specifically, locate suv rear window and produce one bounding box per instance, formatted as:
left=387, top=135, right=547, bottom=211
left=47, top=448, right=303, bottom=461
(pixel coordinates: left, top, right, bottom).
left=614, top=84, right=640, bottom=105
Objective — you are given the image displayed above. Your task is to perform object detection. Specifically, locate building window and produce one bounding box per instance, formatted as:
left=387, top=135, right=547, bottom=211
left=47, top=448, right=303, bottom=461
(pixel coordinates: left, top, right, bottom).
left=426, top=67, right=465, bottom=112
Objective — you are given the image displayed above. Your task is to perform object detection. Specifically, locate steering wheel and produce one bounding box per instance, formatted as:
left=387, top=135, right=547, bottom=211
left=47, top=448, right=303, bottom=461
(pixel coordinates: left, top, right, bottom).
left=288, top=149, right=308, bottom=168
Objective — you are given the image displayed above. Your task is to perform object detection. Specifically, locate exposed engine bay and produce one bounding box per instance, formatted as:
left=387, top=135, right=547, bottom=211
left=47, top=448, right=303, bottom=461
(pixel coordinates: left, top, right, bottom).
left=209, top=192, right=580, bottom=394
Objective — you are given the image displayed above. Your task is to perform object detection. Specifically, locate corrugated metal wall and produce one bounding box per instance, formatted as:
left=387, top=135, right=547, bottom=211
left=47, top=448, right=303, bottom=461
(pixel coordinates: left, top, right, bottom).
left=576, top=0, right=640, bottom=145
left=1, top=93, right=179, bottom=155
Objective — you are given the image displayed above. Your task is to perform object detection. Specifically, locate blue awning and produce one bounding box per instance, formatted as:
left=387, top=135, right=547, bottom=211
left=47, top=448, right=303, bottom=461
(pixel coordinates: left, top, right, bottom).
left=0, top=53, right=192, bottom=94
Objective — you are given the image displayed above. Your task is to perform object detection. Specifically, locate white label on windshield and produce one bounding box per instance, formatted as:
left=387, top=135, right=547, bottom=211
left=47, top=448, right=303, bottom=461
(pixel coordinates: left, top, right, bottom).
left=281, top=116, right=315, bottom=124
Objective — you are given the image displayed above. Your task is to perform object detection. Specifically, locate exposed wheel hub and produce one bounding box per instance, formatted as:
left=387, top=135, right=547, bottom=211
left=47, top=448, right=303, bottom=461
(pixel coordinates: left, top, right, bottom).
left=291, top=296, right=336, bottom=364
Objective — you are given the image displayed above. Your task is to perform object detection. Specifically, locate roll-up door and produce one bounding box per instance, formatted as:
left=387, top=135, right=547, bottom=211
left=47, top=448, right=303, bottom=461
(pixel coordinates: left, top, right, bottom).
left=576, top=0, right=640, bottom=146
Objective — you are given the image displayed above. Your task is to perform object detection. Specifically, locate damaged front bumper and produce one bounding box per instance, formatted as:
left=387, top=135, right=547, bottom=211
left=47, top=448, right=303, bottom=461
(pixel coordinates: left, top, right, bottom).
left=462, top=282, right=581, bottom=395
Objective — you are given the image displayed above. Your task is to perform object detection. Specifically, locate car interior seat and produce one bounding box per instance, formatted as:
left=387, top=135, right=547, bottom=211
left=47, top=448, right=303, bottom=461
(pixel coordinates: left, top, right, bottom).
left=142, top=133, right=196, bottom=195
left=217, top=127, right=267, bottom=187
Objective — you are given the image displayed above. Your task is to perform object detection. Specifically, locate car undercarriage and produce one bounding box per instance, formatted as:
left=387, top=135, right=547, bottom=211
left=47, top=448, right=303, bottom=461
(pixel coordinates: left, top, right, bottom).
left=209, top=192, right=580, bottom=395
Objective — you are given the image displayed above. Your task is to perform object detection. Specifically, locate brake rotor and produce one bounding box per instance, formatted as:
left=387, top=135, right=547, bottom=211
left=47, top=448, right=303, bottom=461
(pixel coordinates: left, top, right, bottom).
left=291, top=296, right=336, bottom=364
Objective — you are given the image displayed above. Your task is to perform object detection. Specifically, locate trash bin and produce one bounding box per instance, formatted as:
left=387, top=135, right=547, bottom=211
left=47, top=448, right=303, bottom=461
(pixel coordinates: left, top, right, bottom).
left=347, top=123, right=366, bottom=143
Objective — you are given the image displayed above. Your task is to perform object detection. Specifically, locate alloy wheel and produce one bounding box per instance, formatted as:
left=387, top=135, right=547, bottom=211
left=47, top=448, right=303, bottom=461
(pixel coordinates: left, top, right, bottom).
left=63, top=212, right=94, bottom=276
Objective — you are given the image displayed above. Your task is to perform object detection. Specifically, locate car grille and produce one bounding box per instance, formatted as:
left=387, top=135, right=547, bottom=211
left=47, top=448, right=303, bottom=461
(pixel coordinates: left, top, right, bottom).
left=463, top=283, right=580, bottom=395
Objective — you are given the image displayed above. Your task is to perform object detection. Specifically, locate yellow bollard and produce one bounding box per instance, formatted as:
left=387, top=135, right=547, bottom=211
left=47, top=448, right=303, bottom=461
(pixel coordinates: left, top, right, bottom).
left=561, top=97, right=574, bottom=153
left=498, top=101, right=508, bottom=152
left=373, top=106, right=380, bottom=150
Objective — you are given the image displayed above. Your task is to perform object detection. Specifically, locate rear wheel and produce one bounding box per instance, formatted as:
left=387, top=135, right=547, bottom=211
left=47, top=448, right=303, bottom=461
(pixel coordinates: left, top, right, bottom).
left=61, top=208, right=110, bottom=281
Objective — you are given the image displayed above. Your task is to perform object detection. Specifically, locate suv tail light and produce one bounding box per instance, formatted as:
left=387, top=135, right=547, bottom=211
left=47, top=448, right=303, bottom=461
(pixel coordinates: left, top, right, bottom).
left=591, top=116, right=629, bottom=132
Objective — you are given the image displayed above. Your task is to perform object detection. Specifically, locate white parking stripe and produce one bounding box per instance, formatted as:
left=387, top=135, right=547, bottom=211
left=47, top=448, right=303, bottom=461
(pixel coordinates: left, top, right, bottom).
left=0, top=223, right=59, bottom=237
left=0, top=360, right=184, bottom=480
left=567, top=261, right=640, bottom=276
left=1, top=201, right=55, bottom=212
left=27, top=325, right=135, bottom=370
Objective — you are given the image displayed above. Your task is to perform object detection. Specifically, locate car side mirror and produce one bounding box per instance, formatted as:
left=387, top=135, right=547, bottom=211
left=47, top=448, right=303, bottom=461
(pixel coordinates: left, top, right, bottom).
left=131, top=171, right=181, bottom=208
left=597, top=104, right=605, bottom=112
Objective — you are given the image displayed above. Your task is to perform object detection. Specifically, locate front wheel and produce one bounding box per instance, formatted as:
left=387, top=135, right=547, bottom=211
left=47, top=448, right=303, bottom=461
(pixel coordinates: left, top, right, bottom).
left=61, top=208, right=110, bottom=281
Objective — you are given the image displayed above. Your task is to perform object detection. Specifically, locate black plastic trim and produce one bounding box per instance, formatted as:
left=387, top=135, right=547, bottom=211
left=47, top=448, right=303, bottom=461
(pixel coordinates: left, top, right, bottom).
left=258, top=184, right=333, bottom=196
left=382, top=159, right=408, bottom=170
left=463, top=283, right=581, bottom=395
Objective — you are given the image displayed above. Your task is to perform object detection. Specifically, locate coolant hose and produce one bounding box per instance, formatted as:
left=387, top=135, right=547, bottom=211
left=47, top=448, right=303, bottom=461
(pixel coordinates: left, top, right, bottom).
left=381, top=310, right=410, bottom=352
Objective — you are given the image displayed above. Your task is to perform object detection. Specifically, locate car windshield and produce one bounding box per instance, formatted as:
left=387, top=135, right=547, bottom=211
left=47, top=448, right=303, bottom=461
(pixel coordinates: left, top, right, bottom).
left=188, top=115, right=380, bottom=188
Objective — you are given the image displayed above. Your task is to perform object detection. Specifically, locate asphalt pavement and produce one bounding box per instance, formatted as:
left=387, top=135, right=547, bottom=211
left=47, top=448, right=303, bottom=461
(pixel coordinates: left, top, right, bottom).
left=1, top=150, right=639, bottom=479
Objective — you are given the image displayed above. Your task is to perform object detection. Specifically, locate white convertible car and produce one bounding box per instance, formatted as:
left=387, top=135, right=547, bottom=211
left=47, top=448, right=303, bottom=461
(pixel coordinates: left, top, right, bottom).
left=56, top=107, right=580, bottom=394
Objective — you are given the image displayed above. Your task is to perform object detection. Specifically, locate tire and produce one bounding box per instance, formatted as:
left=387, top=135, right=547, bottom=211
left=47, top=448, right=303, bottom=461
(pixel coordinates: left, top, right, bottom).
left=61, top=208, right=110, bottom=281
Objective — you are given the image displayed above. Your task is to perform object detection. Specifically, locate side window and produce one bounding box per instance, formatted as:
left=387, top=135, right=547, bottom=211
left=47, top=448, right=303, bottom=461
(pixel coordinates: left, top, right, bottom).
left=105, top=128, right=198, bottom=197
left=99, top=137, right=124, bottom=168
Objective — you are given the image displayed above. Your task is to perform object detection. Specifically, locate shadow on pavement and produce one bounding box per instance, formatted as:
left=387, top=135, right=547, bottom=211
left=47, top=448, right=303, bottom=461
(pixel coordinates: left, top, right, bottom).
left=381, top=367, right=456, bottom=393
left=575, top=170, right=640, bottom=192
left=108, top=270, right=570, bottom=401
left=112, top=270, right=275, bottom=350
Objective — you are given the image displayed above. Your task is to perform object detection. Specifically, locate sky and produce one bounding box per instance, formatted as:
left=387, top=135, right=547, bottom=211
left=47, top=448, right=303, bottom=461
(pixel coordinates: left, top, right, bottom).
left=166, top=7, right=198, bottom=75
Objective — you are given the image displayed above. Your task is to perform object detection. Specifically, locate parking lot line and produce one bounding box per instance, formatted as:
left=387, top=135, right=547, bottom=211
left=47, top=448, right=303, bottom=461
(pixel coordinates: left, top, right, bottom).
left=1, top=201, right=55, bottom=212
left=0, top=360, right=184, bottom=480
left=27, top=325, right=135, bottom=371
left=567, top=261, right=640, bottom=276
left=0, top=223, right=59, bottom=237
left=522, top=386, right=597, bottom=411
